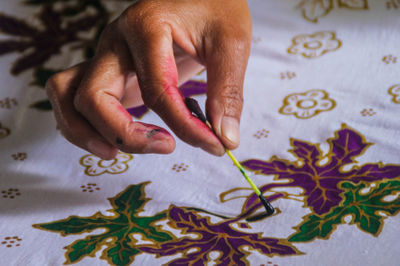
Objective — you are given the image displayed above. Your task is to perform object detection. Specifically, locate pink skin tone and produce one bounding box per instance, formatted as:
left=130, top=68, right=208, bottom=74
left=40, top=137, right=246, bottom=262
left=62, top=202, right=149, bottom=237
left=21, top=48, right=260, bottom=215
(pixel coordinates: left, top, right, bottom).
left=163, top=56, right=221, bottom=144
left=117, top=104, right=133, bottom=120
left=117, top=88, right=171, bottom=140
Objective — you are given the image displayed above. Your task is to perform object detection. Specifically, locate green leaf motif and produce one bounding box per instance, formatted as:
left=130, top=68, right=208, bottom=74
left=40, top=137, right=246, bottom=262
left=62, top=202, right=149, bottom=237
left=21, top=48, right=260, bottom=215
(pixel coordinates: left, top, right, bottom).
left=33, top=182, right=172, bottom=265
left=289, top=180, right=400, bottom=242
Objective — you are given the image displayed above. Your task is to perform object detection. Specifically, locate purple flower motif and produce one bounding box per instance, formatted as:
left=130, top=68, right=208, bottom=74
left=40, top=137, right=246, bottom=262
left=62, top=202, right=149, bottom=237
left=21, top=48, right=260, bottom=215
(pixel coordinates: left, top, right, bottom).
left=139, top=206, right=300, bottom=265
left=127, top=80, right=206, bottom=119
left=242, top=124, right=400, bottom=215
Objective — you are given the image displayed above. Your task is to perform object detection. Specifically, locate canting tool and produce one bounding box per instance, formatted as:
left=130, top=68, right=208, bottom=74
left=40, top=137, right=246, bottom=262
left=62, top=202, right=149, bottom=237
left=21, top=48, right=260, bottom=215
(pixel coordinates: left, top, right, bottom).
left=185, top=97, right=274, bottom=216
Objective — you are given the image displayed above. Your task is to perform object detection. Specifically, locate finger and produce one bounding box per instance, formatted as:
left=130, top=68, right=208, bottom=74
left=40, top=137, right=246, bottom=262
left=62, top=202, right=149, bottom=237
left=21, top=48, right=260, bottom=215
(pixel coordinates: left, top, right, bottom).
left=120, top=52, right=204, bottom=108
left=46, top=62, right=119, bottom=160
left=74, top=42, right=176, bottom=154
left=122, top=21, right=225, bottom=156
left=173, top=44, right=205, bottom=86
left=205, top=30, right=251, bottom=150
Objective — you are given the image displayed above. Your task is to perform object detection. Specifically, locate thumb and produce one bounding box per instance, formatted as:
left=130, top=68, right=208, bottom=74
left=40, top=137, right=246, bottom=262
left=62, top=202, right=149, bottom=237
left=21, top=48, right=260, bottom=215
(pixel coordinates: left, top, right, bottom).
left=205, top=32, right=251, bottom=150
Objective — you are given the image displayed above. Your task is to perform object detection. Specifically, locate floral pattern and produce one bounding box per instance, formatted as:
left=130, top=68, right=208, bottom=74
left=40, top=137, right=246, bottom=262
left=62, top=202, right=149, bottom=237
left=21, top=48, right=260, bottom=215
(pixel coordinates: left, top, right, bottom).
left=279, top=89, right=336, bottom=119
left=0, top=0, right=129, bottom=110
left=389, top=84, right=400, bottom=103
left=240, top=124, right=400, bottom=229
left=34, top=126, right=400, bottom=265
left=34, top=183, right=300, bottom=265
left=79, top=152, right=133, bottom=176
left=288, top=31, right=341, bottom=59
left=140, top=206, right=300, bottom=265
left=0, top=0, right=398, bottom=265
left=34, top=183, right=173, bottom=265
left=298, top=0, right=369, bottom=23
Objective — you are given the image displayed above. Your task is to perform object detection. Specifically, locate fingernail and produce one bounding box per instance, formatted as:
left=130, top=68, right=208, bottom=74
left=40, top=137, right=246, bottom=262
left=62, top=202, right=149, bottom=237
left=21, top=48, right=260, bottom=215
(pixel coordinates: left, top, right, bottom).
left=221, top=116, right=240, bottom=145
left=201, top=144, right=225, bottom=157
left=87, top=140, right=113, bottom=159
left=144, top=140, right=173, bottom=154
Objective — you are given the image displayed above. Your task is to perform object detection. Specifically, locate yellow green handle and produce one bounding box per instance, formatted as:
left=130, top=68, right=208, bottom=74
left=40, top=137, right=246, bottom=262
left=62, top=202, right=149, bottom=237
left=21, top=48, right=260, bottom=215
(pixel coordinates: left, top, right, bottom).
left=225, top=149, right=262, bottom=196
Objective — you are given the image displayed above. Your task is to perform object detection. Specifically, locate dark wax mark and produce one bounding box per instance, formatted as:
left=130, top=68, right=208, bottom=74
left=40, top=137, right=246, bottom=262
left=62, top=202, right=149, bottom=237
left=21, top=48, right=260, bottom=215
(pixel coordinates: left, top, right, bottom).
left=246, top=211, right=272, bottom=222
left=146, top=129, right=162, bottom=139
left=184, top=97, right=207, bottom=123
left=116, top=137, right=123, bottom=145
left=258, top=194, right=275, bottom=216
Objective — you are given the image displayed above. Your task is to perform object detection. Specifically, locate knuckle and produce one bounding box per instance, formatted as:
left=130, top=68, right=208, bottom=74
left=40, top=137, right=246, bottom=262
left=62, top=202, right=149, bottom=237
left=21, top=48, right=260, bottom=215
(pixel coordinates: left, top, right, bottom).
left=73, top=86, right=102, bottom=115
left=73, top=90, right=92, bottom=114
left=227, top=33, right=251, bottom=55
left=140, top=84, right=166, bottom=110
left=45, top=72, right=64, bottom=97
left=121, top=2, right=166, bottom=34
left=73, top=93, right=83, bottom=113
left=97, top=23, right=119, bottom=50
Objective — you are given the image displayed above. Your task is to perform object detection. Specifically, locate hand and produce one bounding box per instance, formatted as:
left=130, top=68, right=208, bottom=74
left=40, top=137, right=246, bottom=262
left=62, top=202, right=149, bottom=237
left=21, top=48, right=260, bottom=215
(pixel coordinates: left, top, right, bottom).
left=46, top=0, right=252, bottom=159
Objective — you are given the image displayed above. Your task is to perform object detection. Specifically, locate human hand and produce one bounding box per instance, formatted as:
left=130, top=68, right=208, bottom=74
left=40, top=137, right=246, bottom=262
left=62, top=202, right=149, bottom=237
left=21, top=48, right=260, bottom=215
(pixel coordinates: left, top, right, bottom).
left=46, top=0, right=252, bottom=159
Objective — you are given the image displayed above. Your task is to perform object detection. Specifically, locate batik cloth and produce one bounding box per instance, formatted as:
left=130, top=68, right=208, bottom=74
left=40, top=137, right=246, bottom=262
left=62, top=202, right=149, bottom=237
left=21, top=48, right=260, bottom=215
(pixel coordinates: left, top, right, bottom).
left=0, top=0, right=399, bottom=265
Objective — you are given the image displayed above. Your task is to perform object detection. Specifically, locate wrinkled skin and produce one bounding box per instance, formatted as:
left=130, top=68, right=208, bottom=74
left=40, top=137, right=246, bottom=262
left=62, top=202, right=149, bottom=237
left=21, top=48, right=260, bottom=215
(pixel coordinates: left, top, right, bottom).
left=46, top=0, right=252, bottom=159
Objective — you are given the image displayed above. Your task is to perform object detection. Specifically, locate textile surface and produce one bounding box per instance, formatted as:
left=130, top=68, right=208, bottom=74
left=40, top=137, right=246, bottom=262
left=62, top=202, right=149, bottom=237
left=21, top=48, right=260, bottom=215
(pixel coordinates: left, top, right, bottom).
left=1, top=0, right=399, bottom=265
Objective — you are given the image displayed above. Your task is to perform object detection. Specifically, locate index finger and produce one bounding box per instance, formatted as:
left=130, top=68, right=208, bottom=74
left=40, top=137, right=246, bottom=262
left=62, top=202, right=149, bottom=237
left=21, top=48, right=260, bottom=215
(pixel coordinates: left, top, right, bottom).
left=74, top=47, right=176, bottom=154
left=123, top=23, right=225, bottom=156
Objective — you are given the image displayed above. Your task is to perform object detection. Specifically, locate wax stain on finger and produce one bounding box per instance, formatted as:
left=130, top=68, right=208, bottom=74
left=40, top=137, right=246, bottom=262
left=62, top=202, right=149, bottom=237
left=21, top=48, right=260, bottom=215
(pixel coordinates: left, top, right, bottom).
left=116, top=137, right=123, bottom=145
left=146, top=128, right=163, bottom=139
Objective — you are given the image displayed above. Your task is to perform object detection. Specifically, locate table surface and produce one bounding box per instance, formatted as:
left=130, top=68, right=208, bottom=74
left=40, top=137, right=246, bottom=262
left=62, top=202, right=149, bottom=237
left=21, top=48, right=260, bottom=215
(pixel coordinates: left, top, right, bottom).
left=1, top=0, right=400, bottom=265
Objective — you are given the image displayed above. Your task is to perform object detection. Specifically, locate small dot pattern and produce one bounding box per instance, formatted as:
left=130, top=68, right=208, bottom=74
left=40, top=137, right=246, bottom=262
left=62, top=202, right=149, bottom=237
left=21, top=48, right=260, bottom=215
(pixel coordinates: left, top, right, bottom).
left=361, top=108, right=376, bottom=117
left=1, top=188, right=21, bottom=199
left=280, top=71, right=296, bottom=80
left=386, top=0, right=400, bottom=9
left=0, top=97, right=17, bottom=109
left=253, top=129, right=270, bottom=139
left=81, top=183, right=100, bottom=193
left=172, top=163, right=188, bottom=172
left=1, top=236, right=22, bottom=248
left=11, top=152, right=27, bottom=161
left=382, top=54, right=397, bottom=64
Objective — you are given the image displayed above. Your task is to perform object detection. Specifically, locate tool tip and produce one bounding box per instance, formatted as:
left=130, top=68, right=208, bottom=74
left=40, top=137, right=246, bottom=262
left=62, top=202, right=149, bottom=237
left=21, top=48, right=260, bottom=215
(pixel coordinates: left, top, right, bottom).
left=258, top=194, right=275, bottom=216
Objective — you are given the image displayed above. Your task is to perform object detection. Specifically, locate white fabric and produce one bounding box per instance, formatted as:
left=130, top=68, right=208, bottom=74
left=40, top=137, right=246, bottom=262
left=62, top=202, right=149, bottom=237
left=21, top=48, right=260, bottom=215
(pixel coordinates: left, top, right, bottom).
left=1, top=1, right=399, bottom=265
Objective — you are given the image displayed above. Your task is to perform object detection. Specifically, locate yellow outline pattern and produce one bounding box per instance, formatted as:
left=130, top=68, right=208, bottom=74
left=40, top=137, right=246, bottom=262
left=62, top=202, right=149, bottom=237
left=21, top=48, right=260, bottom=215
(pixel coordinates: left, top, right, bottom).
left=389, top=84, right=400, bottom=104
left=151, top=206, right=303, bottom=265
left=279, top=89, right=336, bottom=119
left=33, top=182, right=173, bottom=265
left=287, top=31, right=342, bottom=58
left=240, top=124, right=400, bottom=216
left=298, top=0, right=369, bottom=23
left=79, top=152, right=133, bottom=176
